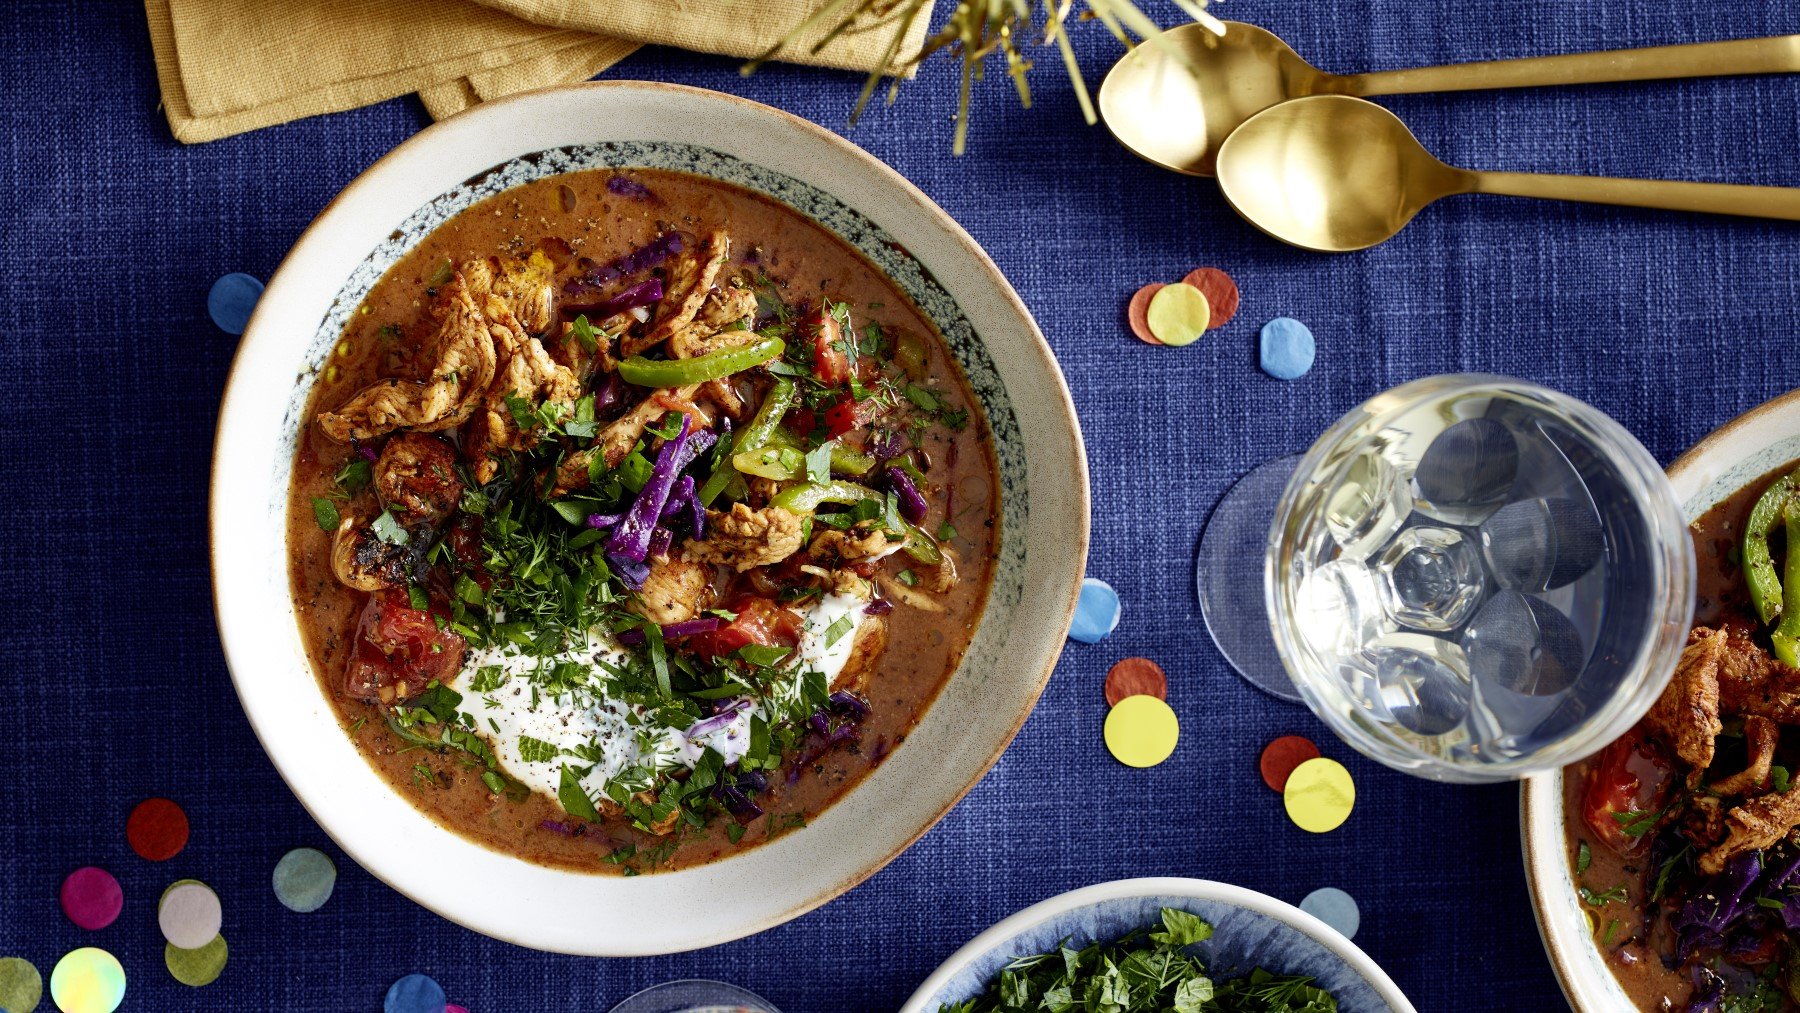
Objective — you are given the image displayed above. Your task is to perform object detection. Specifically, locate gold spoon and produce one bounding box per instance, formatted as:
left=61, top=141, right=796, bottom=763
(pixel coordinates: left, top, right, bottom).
left=1100, top=22, right=1800, bottom=176
left=1213, top=95, right=1800, bottom=253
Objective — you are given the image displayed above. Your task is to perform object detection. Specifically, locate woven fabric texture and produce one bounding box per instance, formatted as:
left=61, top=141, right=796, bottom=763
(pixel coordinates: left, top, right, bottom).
left=5, top=0, right=1800, bottom=1009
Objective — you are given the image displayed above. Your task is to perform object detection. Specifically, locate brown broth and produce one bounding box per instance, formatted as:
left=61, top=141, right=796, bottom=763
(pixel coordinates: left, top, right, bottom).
left=286, top=168, right=1000, bottom=874
left=1562, top=462, right=1798, bottom=1009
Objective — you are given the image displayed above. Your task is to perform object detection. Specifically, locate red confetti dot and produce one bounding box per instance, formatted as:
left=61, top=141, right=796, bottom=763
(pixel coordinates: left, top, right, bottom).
left=1180, top=267, right=1240, bottom=329
left=1105, top=657, right=1168, bottom=707
left=1259, top=735, right=1322, bottom=792
left=127, top=797, right=190, bottom=862
left=1126, top=283, right=1166, bottom=345
left=61, top=867, right=123, bottom=930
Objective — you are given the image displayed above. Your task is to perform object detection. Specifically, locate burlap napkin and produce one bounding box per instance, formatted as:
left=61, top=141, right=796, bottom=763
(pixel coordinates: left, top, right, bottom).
left=146, top=0, right=934, bottom=144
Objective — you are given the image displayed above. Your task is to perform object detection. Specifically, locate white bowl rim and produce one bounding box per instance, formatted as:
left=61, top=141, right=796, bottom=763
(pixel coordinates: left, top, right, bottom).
left=1521, top=385, right=1800, bottom=1009
left=208, top=80, right=1089, bottom=954
left=898, top=876, right=1418, bottom=1013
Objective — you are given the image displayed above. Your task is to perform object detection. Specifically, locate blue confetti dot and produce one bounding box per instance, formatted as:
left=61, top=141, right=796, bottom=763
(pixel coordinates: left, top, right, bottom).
left=1068, top=577, right=1122, bottom=644
left=1300, top=887, right=1360, bottom=939
left=1259, top=317, right=1316, bottom=380
left=208, top=272, right=264, bottom=335
left=385, top=973, right=447, bottom=1013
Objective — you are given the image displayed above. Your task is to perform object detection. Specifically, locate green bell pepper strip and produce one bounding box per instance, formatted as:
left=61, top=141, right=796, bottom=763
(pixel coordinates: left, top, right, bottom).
left=616, top=335, right=784, bottom=388
left=769, top=480, right=944, bottom=565
left=829, top=445, right=877, bottom=477
left=734, top=446, right=804, bottom=481
left=900, top=522, right=943, bottom=565
left=770, top=480, right=883, bottom=514
left=1776, top=503, right=1800, bottom=665
left=1743, top=470, right=1798, bottom=626
left=698, top=378, right=796, bottom=506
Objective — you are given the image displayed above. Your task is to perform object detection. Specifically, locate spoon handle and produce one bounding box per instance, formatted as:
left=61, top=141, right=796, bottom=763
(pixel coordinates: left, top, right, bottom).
left=1346, top=35, right=1800, bottom=95
left=1468, top=171, right=1800, bottom=222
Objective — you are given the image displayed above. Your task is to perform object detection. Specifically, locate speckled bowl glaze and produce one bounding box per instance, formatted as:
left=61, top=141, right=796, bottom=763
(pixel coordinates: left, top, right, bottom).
left=902, top=878, right=1416, bottom=1012
left=1523, top=387, right=1800, bottom=1010
left=210, top=82, right=1088, bottom=955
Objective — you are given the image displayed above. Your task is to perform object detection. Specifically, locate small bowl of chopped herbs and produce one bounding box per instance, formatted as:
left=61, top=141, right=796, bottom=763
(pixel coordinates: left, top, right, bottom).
left=902, top=877, right=1415, bottom=1013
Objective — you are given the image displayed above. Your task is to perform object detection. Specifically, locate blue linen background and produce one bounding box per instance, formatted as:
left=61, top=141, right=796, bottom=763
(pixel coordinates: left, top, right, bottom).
left=4, top=1, right=1799, bottom=1009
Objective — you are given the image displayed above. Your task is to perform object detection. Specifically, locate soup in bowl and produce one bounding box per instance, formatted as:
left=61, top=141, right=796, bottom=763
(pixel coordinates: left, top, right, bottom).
left=211, top=82, right=1087, bottom=953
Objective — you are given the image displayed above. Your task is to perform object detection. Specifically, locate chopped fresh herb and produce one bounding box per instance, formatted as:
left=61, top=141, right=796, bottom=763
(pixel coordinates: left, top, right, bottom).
left=1774, top=764, right=1793, bottom=794
left=407, top=584, right=431, bottom=610
left=1611, top=807, right=1662, bottom=838
left=518, top=735, right=559, bottom=764
left=481, top=770, right=506, bottom=795
left=738, top=644, right=792, bottom=668
left=558, top=764, right=602, bottom=821
left=725, top=822, right=747, bottom=844
left=1756, top=896, right=1787, bottom=911
left=937, top=520, right=958, bottom=542
left=569, top=314, right=600, bottom=353
left=897, top=569, right=918, bottom=587
left=371, top=510, right=409, bottom=545
left=823, top=613, right=855, bottom=648
left=938, top=908, right=1333, bottom=1013
left=1576, top=840, right=1591, bottom=875
left=1602, top=919, right=1619, bottom=945
left=311, top=497, right=341, bottom=532
left=1579, top=884, right=1628, bottom=907
left=804, top=440, right=834, bottom=484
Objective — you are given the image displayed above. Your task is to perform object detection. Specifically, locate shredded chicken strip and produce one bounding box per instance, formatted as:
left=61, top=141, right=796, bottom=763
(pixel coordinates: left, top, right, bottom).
left=1711, top=715, right=1781, bottom=796
left=1644, top=626, right=1727, bottom=784
left=683, top=504, right=805, bottom=572
left=316, top=273, right=496, bottom=441
left=465, top=250, right=557, bottom=334
left=1700, top=786, right=1800, bottom=873
left=464, top=291, right=581, bottom=483
left=623, top=228, right=728, bottom=357
left=1714, top=622, right=1800, bottom=723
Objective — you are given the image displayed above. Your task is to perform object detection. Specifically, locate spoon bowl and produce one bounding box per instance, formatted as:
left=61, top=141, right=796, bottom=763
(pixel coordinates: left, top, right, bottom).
left=1215, top=96, right=1463, bottom=252
left=1098, top=22, right=1331, bottom=177
left=1215, top=95, right=1800, bottom=252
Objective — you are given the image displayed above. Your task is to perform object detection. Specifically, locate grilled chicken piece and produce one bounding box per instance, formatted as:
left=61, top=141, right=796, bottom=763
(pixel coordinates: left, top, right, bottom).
left=1645, top=626, right=1728, bottom=784
left=317, top=273, right=497, bottom=442
left=1701, top=786, right=1800, bottom=873
left=831, top=615, right=888, bottom=694
left=695, top=284, right=758, bottom=333
left=330, top=512, right=413, bottom=591
left=1713, top=621, right=1800, bottom=723
left=552, top=384, right=702, bottom=495
left=809, top=527, right=894, bottom=566
left=375, top=433, right=463, bottom=523
left=624, top=229, right=729, bottom=357
left=629, top=556, right=713, bottom=626
left=683, top=504, right=805, bottom=572
left=464, top=292, right=581, bottom=483
left=1711, top=715, right=1780, bottom=796
left=924, top=548, right=960, bottom=594
left=465, top=250, right=557, bottom=335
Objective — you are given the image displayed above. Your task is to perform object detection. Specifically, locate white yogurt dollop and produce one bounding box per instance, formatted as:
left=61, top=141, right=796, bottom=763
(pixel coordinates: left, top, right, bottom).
left=449, top=591, right=869, bottom=802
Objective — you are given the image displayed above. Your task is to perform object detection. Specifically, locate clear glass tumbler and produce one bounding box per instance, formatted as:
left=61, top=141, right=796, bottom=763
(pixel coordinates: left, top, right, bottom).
left=1263, top=374, right=1694, bottom=782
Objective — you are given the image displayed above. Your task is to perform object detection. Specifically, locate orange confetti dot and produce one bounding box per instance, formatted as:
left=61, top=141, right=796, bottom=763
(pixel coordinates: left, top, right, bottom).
left=1126, top=283, right=1166, bottom=345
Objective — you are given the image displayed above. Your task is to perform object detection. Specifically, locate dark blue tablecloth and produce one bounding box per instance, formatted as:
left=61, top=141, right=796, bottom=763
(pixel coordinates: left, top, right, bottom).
left=6, top=1, right=1800, bottom=1009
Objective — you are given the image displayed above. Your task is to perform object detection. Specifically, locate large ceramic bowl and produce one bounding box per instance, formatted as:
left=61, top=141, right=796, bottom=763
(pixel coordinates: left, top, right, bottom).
left=902, top=878, right=1417, bottom=1012
left=1523, top=388, right=1800, bottom=1009
left=209, top=81, right=1088, bottom=955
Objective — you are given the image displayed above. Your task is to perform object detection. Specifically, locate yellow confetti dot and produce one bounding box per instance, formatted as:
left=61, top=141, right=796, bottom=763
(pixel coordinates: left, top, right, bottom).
left=1283, top=757, right=1355, bottom=833
left=1103, top=695, right=1180, bottom=768
left=49, top=948, right=124, bottom=1013
left=1145, top=283, right=1211, bottom=347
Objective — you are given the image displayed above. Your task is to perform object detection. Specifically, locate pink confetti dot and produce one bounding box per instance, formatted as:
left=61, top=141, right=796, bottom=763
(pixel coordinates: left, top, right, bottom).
left=447, top=1006, right=470, bottom=1013
left=61, top=867, right=123, bottom=930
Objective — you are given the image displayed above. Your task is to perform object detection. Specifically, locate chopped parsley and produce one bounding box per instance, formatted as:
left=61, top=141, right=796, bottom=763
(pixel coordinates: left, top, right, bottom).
left=937, top=908, right=1335, bottom=1013
left=371, top=509, right=409, bottom=545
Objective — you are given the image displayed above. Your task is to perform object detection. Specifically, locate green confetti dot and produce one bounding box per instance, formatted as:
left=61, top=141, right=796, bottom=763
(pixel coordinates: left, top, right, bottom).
left=273, top=848, right=337, bottom=913
left=0, top=956, right=42, bottom=1013
left=165, top=935, right=228, bottom=988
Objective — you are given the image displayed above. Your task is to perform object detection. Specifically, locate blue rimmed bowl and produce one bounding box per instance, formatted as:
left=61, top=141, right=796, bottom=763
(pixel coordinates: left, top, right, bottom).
left=210, top=81, right=1088, bottom=955
left=903, top=877, right=1416, bottom=1012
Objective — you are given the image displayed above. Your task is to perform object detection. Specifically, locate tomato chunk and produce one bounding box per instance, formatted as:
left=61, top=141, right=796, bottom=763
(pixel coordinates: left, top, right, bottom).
left=343, top=589, right=466, bottom=703
left=1580, top=729, right=1674, bottom=856
left=687, top=597, right=803, bottom=658
left=808, top=308, right=851, bottom=386
left=823, top=394, right=880, bottom=439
